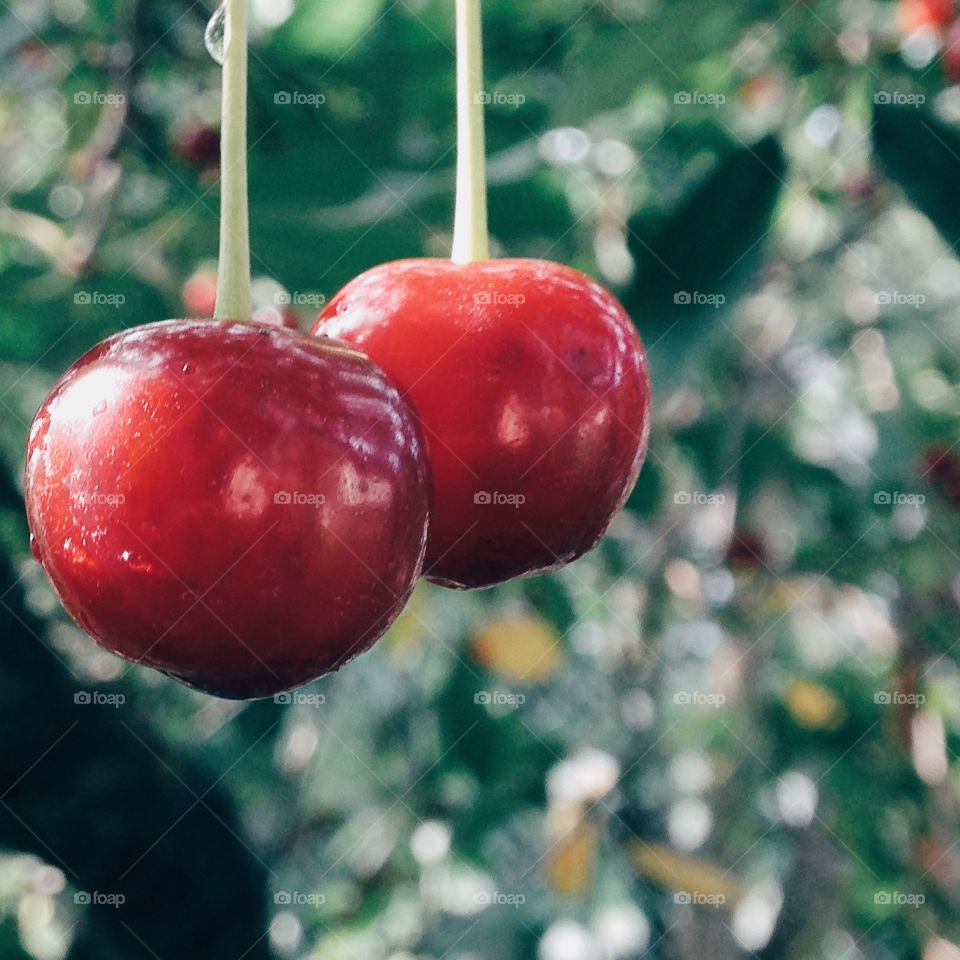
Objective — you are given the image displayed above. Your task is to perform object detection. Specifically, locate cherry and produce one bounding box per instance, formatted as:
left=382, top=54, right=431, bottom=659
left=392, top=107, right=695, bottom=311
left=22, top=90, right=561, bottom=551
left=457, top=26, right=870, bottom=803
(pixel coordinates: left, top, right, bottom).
left=312, top=0, right=651, bottom=588
left=313, top=258, right=651, bottom=589
left=25, top=320, right=430, bottom=698
left=898, top=0, right=954, bottom=32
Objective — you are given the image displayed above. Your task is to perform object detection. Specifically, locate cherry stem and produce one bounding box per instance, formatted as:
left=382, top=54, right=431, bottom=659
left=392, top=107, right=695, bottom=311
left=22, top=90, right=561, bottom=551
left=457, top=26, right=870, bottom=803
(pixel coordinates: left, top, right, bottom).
left=214, top=0, right=251, bottom=321
left=451, top=0, right=490, bottom=264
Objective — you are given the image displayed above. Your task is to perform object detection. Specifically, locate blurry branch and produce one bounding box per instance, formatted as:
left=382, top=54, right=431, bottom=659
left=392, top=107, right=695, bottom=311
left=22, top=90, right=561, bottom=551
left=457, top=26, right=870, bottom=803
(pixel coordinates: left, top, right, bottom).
left=0, top=0, right=144, bottom=278
left=66, top=159, right=125, bottom=275
left=0, top=103, right=127, bottom=279
left=96, top=212, right=189, bottom=288
left=0, top=207, right=70, bottom=269
left=66, top=0, right=144, bottom=276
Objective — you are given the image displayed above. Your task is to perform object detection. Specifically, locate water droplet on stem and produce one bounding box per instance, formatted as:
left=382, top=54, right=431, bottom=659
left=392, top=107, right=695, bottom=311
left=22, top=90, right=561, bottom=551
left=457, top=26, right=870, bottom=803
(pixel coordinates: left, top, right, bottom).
left=205, top=3, right=227, bottom=65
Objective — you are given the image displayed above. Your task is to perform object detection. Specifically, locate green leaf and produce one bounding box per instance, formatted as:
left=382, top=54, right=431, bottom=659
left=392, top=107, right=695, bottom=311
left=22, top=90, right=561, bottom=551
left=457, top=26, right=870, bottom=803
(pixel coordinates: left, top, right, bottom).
left=624, top=134, right=786, bottom=392
left=873, top=102, right=960, bottom=250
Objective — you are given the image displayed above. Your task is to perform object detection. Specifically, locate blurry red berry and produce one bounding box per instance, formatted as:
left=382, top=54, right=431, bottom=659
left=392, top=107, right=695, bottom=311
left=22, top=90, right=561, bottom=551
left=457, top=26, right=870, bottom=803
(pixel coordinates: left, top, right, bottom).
left=898, top=0, right=955, bottom=33
left=181, top=271, right=218, bottom=318
left=739, top=75, right=783, bottom=109
left=727, top=531, right=766, bottom=569
left=177, top=125, right=221, bottom=170
left=922, top=443, right=960, bottom=505
left=843, top=174, right=879, bottom=203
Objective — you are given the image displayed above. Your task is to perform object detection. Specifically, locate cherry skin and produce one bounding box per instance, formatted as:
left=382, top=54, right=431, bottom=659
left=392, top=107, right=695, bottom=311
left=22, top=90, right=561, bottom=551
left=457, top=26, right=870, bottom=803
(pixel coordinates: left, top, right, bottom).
left=313, top=258, right=651, bottom=589
left=25, top=320, right=430, bottom=699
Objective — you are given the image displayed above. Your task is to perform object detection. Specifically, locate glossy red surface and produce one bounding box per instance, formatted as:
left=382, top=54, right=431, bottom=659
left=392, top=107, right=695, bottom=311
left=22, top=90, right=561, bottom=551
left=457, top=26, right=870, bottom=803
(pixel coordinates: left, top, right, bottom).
left=314, top=258, right=651, bottom=589
left=25, top=320, right=430, bottom=698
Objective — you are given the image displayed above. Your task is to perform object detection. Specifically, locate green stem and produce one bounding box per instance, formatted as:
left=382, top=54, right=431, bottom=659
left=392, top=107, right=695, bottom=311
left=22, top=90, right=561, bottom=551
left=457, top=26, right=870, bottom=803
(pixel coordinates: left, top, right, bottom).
left=451, top=0, right=490, bottom=264
left=214, top=0, right=251, bottom=320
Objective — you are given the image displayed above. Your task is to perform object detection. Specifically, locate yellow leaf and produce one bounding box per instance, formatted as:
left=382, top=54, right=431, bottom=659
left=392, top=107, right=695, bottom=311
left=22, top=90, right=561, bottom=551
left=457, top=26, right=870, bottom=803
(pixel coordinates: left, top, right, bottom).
left=628, top=842, right=742, bottom=904
left=471, top=616, right=564, bottom=684
left=785, top=679, right=845, bottom=730
left=547, top=818, right=599, bottom=897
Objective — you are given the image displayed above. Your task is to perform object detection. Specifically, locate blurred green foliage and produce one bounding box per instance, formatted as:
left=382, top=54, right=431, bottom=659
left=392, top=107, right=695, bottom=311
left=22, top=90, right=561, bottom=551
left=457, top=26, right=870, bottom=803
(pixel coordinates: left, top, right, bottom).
left=2, top=1, right=960, bottom=959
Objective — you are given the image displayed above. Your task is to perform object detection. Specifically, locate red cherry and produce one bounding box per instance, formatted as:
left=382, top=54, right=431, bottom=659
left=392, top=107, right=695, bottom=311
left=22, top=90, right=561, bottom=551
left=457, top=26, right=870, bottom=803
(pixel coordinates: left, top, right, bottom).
left=898, top=0, right=954, bottom=32
left=181, top=271, right=218, bottom=317
left=25, top=320, right=430, bottom=698
left=945, top=19, right=960, bottom=82
left=313, top=259, right=651, bottom=589
left=252, top=305, right=302, bottom=331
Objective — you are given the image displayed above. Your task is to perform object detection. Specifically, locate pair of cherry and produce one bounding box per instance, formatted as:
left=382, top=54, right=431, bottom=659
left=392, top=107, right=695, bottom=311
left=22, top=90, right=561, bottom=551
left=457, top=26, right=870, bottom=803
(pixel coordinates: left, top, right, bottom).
left=25, top=260, right=650, bottom=699
left=24, top=0, right=652, bottom=700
